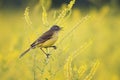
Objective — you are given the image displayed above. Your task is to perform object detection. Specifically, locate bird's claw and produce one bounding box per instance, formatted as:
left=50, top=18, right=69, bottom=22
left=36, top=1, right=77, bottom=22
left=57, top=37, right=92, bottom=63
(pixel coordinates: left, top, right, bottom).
left=46, top=54, right=51, bottom=58
left=52, top=46, right=57, bottom=49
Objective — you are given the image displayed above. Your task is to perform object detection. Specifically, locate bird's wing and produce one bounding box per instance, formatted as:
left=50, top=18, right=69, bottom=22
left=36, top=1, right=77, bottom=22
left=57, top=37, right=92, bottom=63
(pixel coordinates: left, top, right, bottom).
left=30, top=30, right=53, bottom=48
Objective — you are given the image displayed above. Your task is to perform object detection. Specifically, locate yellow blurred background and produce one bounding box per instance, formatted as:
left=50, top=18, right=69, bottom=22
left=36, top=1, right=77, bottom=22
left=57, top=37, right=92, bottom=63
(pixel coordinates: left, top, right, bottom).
left=0, top=0, right=120, bottom=80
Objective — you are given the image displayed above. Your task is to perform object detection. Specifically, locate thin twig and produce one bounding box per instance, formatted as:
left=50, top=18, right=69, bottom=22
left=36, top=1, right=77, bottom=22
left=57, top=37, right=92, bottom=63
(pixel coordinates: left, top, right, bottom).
left=33, top=54, right=36, bottom=80
left=59, top=15, right=90, bottom=44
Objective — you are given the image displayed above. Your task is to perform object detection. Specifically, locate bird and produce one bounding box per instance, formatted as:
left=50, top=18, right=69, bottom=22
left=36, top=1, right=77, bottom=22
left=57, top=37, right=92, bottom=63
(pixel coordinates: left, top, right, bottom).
left=19, top=25, right=62, bottom=58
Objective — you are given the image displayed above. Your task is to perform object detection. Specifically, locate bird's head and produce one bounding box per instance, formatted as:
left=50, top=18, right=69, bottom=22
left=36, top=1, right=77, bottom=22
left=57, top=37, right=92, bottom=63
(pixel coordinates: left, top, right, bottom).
left=50, top=25, right=62, bottom=31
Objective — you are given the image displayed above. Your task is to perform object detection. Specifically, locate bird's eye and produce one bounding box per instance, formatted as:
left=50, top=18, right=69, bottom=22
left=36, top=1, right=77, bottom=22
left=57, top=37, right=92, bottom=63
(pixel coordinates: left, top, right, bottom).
left=55, top=27, right=58, bottom=29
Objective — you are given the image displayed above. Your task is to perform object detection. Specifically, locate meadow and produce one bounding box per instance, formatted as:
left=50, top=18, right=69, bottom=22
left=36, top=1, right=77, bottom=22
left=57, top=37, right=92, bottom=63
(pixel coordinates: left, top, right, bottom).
left=0, top=0, right=120, bottom=80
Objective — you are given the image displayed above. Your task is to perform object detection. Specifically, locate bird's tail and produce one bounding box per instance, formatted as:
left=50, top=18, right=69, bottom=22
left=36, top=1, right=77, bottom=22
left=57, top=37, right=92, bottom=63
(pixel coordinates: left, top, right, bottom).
left=19, top=48, right=31, bottom=58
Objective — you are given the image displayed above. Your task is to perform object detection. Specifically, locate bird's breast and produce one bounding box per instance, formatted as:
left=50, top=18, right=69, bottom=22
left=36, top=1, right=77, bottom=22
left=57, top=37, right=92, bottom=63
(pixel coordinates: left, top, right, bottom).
left=40, top=32, right=58, bottom=48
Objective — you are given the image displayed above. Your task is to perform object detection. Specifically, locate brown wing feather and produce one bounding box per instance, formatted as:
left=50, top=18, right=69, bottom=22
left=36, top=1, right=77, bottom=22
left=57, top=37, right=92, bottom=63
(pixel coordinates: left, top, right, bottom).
left=31, top=30, right=53, bottom=48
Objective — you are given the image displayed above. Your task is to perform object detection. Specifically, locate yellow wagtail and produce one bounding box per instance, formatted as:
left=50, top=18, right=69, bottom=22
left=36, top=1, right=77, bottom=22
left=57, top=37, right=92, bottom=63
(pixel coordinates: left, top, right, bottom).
left=19, top=25, right=62, bottom=58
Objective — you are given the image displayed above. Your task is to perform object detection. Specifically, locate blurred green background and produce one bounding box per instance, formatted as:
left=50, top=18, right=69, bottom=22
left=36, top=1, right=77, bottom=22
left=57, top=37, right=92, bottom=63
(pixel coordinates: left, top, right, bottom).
left=0, top=0, right=120, bottom=80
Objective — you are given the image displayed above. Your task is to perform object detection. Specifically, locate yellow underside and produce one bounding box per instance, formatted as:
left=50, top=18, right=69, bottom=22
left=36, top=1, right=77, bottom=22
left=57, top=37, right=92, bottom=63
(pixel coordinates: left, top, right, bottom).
left=37, top=32, right=58, bottom=48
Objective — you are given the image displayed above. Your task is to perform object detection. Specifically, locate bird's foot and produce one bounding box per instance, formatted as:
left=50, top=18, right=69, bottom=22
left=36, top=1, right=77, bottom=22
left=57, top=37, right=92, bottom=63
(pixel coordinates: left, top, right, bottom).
left=52, top=46, right=57, bottom=49
left=46, top=54, right=51, bottom=58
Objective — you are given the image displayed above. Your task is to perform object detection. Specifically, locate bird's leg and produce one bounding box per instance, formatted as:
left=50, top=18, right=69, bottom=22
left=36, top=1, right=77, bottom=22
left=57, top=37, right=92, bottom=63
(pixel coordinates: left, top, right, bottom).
left=46, top=48, right=51, bottom=58
left=40, top=48, right=50, bottom=58
left=49, top=46, right=57, bottom=49
left=40, top=48, right=47, bottom=55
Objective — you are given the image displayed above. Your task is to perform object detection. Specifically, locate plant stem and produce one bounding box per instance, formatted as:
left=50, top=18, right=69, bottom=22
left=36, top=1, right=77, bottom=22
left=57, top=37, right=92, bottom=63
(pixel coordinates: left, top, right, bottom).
left=33, top=54, right=36, bottom=80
